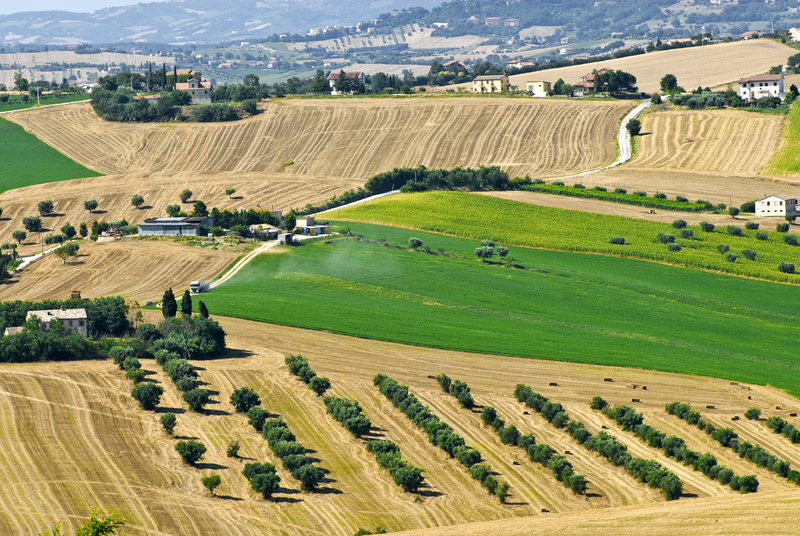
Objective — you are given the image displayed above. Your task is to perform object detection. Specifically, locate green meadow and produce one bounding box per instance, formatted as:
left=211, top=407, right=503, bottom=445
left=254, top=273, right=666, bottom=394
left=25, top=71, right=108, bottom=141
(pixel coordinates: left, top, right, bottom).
left=201, top=222, right=800, bottom=398
left=333, top=191, right=800, bottom=283
left=0, top=93, right=89, bottom=112
left=767, top=99, right=800, bottom=175
left=0, top=117, right=101, bottom=192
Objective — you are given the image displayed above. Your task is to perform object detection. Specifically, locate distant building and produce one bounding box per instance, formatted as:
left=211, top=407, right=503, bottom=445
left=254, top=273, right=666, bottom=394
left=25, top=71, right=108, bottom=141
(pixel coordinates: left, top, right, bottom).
left=561, top=37, right=570, bottom=44
left=175, top=72, right=211, bottom=104
left=574, top=67, right=612, bottom=90
left=755, top=195, right=797, bottom=217
left=309, top=28, right=323, bottom=36
left=504, top=19, right=519, bottom=27
left=472, top=75, right=510, bottom=93
left=738, top=74, right=784, bottom=101
left=24, top=307, right=88, bottom=338
left=137, top=217, right=214, bottom=236
left=327, top=71, right=366, bottom=94
left=466, top=16, right=480, bottom=24
left=294, top=216, right=331, bottom=236
left=665, top=38, right=692, bottom=46
left=507, top=59, right=535, bottom=69
left=526, top=81, right=551, bottom=97
left=740, top=31, right=759, bottom=40
left=433, top=22, right=449, bottom=28
left=485, top=17, right=501, bottom=26
left=442, top=60, right=467, bottom=73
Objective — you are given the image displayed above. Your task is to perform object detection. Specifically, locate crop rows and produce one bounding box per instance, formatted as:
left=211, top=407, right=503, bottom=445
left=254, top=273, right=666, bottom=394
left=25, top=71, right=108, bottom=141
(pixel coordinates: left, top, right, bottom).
left=437, top=374, right=587, bottom=494
left=665, top=402, right=800, bottom=486
left=521, top=183, right=708, bottom=212
left=374, top=373, right=510, bottom=500
left=514, top=385, right=683, bottom=500
left=336, top=191, right=800, bottom=282
left=593, top=398, right=757, bottom=493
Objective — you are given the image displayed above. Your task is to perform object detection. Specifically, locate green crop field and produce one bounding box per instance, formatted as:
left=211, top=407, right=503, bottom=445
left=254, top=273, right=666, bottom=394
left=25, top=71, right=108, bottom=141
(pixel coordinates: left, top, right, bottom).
left=332, top=191, right=800, bottom=283
left=0, top=93, right=89, bottom=112
left=201, top=222, right=800, bottom=398
left=0, top=117, right=101, bottom=192
left=766, top=100, right=800, bottom=175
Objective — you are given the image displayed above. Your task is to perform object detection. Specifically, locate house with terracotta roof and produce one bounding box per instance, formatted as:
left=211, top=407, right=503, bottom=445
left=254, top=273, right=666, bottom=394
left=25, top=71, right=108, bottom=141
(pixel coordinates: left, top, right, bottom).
left=574, top=67, right=612, bottom=89
left=737, top=74, right=784, bottom=101
left=740, top=31, right=759, bottom=40
left=755, top=194, right=797, bottom=217
left=507, top=59, right=536, bottom=69
left=175, top=72, right=211, bottom=104
left=442, top=60, right=467, bottom=73
left=327, top=71, right=366, bottom=95
left=472, top=75, right=509, bottom=93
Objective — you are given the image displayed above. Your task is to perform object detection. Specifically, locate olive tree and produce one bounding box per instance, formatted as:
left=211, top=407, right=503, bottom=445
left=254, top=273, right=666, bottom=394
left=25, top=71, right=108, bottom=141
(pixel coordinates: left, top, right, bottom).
left=11, top=230, right=26, bottom=244
left=230, top=387, right=261, bottom=413
left=131, top=194, right=145, bottom=209
left=225, top=187, right=236, bottom=198
left=201, top=474, right=221, bottom=495
left=175, top=440, right=207, bottom=465
left=37, top=200, right=54, bottom=217
left=131, top=383, right=164, bottom=410
left=84, top=200, right=98, bottom=213
left=183, top=388, right=211, bottom=412
left=181, top=189, right=192, bottom=203
left=160, top=413, right=177, bottom=435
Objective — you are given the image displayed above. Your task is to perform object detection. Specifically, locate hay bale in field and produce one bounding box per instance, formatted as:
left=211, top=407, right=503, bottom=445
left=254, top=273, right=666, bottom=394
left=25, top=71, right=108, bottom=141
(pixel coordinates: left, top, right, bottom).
left=706, top=405, right=715, bottom=409
left=632, top=398, right=641, bottom=403
left=426, top=375, right=436, bottom=379
left=523, top=411, right=529, bottom=415
left=601, top=425, right=609, bottom=429
left=565, top=450, right=572, bottom=455
left=541, top=509, right=549, bottom=513
left=790, top=413, right=797, bottom=417
left=748, top=396, right=752, bottom=400
left=642, top=386, right=648, bottom=390
left=732, top=416, right=740, bottom=421
left=776, top=406, right=782, bottom=410
left=549, top=382, right=558, bottom=386
left=512, top=461, right=520, bottom=465
left=603, top=378, right=613, bottom=382
left=730, top=382, right=739, bottom=385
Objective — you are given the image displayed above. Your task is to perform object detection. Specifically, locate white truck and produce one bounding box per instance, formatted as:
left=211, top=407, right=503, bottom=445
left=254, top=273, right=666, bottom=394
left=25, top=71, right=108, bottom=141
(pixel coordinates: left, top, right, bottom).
left=190, top=281, right=208, bottom=294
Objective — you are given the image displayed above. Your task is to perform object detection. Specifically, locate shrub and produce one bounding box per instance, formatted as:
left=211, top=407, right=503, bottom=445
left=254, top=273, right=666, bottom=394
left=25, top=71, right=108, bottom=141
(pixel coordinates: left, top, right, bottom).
left=700, top=221, right=715, bottom=232
left=717, top=244, right=730, bottom=254
left=778, top=223, right=790, bottom=233
left=745, top=222, right=759, bottom=230
left=784, top=234, right=798, bottom=246
left=729, top=207, right=740, bottom=218
left=230, top=387, right=261, bottom=413
left=498, top=425, right=520, bottom=446
left=175, top=440, right=206, bottom=464
left=436, top=373, right=452, bottom=393
left=657, top=232, right=675, bottom=244
left=227, top=440, right=241, bottom=458
left=614, top=188, right=627, bottom=194
left=726, top=253, right=738, bottom=263
left=593, top=186, right=607, bottom=192
left=609, top=236, right=625, bottom=245
left=552, top=181, right=565, bottom=186
left=727, top=226, right=742, bottom=237
left=175, top=375, right=199, bottom=392
left=293, top=463, right=325, bottom=491
left=590, top=396, right=608, bottom=410
left=740, top=200, right=756, bottom=213
left=780, top=262, right=796, bottom=274
left=408, top=237, right=422, bottom=249
left=309, top=376, right=331, bottom=396
left=675, top=196, right=688, bottom=203
left=672, top=219, right=687, bottom=229
left=756, top=232, right=768, bottom=241
left=160, top=413, right=177, bottom=435
left=122, top=356, right=141, bottom=371
left=495, top=480, right=510, bottom=503
left=667, top=243, right=681, bottom=252
left=250, top=471, right=281, bottom=499
left=745, top=407, right=761, bottom=420
left=573, top=183, right=585, bottom=189
left=183, top=388, right=211, bottom=412
left=125, top=368, right=146, bottom=384
left=742, top=249, right=757, bottom=261
left=680, top=229, right=693, bottom=239
left=248, top=407, right=269, bottom=431
left=633, top=191, right=647, bottom=197
left=131, top=383, right=163, bottom=411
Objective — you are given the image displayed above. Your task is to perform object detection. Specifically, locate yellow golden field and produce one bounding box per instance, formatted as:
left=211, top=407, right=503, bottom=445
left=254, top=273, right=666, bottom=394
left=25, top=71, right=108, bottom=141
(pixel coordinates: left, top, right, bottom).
left=2, top=316, right=799, bottom=536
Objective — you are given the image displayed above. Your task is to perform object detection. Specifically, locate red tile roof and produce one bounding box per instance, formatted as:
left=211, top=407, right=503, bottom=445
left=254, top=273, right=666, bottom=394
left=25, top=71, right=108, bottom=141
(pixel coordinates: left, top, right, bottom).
left=738, top=74, right=782, bottom=83
left=327, top=72, right=363, bottom=80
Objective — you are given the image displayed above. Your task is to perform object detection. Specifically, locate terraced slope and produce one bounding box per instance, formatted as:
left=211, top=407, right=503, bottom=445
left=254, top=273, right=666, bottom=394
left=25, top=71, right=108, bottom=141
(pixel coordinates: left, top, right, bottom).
left=2, top=316, right=799, bottom=536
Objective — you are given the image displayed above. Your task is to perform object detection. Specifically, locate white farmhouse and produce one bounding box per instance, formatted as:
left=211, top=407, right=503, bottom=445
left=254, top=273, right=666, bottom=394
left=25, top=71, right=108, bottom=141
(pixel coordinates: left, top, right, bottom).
left=755, top=194, right=797, bottom=217
left=25, top=307, right=88, bottom=338
left=737, top=74, right=784, bottom=102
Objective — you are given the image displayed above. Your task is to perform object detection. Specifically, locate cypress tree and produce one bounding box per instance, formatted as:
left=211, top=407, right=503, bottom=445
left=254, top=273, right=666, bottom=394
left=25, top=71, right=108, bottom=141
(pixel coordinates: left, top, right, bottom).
left=162, top=288, right=177, bottom=318
left=198, top=300, right=209, bottom=318
left=161, top=63, right=167, bottom=89
left=182, top=289, right=192, bottom=317
left=173, top=65, right=178, bottom=90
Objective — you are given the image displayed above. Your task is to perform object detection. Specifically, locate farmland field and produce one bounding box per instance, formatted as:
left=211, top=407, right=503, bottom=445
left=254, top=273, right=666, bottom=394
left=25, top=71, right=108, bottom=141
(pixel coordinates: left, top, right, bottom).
left=332, top=191, right=800, bottom=282
left=0, top=117, right=101, bottom=193
left=0, top=93, right=90, bottom=112
left=2, top=315, right=799, bottom=535
left=766, top=99, right=800, bottom=176
left=200, top=220, right=800, bottom=397
left=463, top=39, right=795, bottom=93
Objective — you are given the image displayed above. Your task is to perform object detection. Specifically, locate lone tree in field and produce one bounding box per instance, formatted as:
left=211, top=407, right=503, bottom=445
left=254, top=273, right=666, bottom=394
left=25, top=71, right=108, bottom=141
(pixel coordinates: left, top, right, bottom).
left=22, top=216, right=42, bottom=248
left=202, top=474, right=221, bottom=495
left=11, top=230, right=26, bottom=244
left=181, top=289, right=192, bottom=317
left=729, top=206, right=740, bottom=219
left=161, top=413, right=177, bottom=435
left=61, top=222, right=76, bottom=238
left=198, top=300, right=209, bottom=318
left=131, top=194, right=145, bottom=209
left=626, top=118, right=641, bottom=136
left=225, top=187, right=236, bottom=198
left=408, top=237, right=422, bottom=250
left=745, top=407, right=761, bottom=420
left=660, top=74, right=678, bottom=93
left=162, top=288, right=177, bottom=318
left=54, top=242, right=79, bottom=264
left=84, top=199, right=98, bottom=213
left=79, top=222, right=88, bottom=237
left=181, top=189, right=192, bottom=203
left=131, top=383, right=164, bottom=410
left=166, top=204, right=181, bottom=217
left=474, top=245, right=494, bottom=262
left=175, top=440, right=207, bottom=465
left=37, top=200, right=54, bottom=217
left=227, top=440, right=241, bottom=458
left=230, top=387, right=261, bottom=413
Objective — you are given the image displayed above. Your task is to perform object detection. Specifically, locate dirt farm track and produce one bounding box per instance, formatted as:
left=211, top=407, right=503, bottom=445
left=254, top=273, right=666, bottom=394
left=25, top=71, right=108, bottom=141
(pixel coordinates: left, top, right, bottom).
left=1, top=316, right=799, bottom=536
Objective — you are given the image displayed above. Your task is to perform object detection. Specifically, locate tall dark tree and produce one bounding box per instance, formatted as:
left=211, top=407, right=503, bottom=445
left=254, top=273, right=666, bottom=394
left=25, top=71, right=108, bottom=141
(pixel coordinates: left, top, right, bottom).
left=160, top=63, right=167, bottom=89
left=198, top=300, right=209, bottom=318
left=182, top=289, right=192, bottom=317
left=173, top=65, right=178, bottom=90
left=163, top=288, right=177, bottom=318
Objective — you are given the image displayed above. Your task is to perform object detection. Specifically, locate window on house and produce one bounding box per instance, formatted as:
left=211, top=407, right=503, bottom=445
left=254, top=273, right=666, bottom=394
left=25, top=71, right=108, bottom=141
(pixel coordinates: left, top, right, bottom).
left=767, top=201, right=770, bottom=206
left=79, top=320, right=84, bottom=326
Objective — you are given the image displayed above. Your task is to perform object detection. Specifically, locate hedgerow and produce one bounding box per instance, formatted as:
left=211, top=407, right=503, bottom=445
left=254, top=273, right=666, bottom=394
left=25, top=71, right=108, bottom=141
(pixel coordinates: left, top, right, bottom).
left=374, top=373, right=507, bottom=498
left=261, top=417, right=324, bottom=491
left=285, top=354, right=331, bottom=396
left=520, top=183, right=709, bottom=212
left=514, top=385, right=683, bottom=500
left=666, top=402, right=794, bottom=487
left=595, top=398, right=755, bottom=493
left=366, top=440, right=424, bottom=493
left=766, top=416, right=800, bottom=445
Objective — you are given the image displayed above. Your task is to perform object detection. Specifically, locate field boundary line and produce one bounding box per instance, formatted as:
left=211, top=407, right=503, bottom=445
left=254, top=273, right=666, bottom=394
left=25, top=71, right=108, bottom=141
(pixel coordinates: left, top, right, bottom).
left=316, top=190, right=401, bottom=216
left=0, top=99, right=91, bottom=115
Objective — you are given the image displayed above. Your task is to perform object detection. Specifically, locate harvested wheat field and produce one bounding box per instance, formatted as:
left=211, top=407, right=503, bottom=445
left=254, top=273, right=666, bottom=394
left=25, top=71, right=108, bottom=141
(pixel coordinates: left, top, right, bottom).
left=0, top=238, right=240, bottom=303
left=630, top=108, right=785, bottom=177
left=457, top=39, right=795, bottom=94
left=3, top=315, right=799, bottom=536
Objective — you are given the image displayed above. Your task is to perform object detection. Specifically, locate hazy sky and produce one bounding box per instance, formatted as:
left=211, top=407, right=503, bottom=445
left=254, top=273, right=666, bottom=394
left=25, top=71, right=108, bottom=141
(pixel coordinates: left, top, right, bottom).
left=0, top=1, right=139, bottom=16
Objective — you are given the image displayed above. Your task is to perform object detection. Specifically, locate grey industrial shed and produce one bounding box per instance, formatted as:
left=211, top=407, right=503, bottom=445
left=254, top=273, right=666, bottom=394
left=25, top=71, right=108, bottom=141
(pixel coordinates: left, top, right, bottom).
left=137, top=217, right=213, bottom=236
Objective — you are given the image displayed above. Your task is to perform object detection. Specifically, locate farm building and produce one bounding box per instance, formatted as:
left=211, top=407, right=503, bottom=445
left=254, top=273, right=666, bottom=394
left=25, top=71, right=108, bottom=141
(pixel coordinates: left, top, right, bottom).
left=328, top=71, right=366, bottom=94
left=294, top=216, right=331, bottom=236
left=175, top=72, right=211, bottom=104
left=472, top=75, right=510, bottom=93
left=442, top=60, right=467, bottom=73
left=755, top=194, right=797, bottom=217
left=526, top=81, right=551, bottom=97
left=507, top=59, right=536, bottom=69
left=137, top=217, right=214, bottom=236
left=737, top=74, right=784, bottom=102
left=23, top=307, right=88, bottom=338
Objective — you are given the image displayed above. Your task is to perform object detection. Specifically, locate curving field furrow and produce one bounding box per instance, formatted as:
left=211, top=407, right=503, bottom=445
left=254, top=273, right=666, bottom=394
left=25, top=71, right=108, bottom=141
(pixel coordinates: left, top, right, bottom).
left=632, top=109, right=784, bottom=176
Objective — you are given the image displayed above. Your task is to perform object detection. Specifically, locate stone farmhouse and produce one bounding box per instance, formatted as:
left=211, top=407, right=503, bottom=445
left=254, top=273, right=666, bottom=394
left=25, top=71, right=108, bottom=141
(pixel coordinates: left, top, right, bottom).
left=472, top=75, right=510, bottom=93
left=737, top=74, right=784, bottom=102
left=9, top=308, right=89, bottom=338
left=755, top=195, right=797, bottom=217
left=176, top=72, right=212, bottom=104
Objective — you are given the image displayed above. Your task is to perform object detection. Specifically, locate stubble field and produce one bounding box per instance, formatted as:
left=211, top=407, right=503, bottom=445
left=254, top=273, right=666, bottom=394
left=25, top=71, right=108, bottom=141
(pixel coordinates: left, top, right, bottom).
left=1, top=316, right=798, bottom=536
